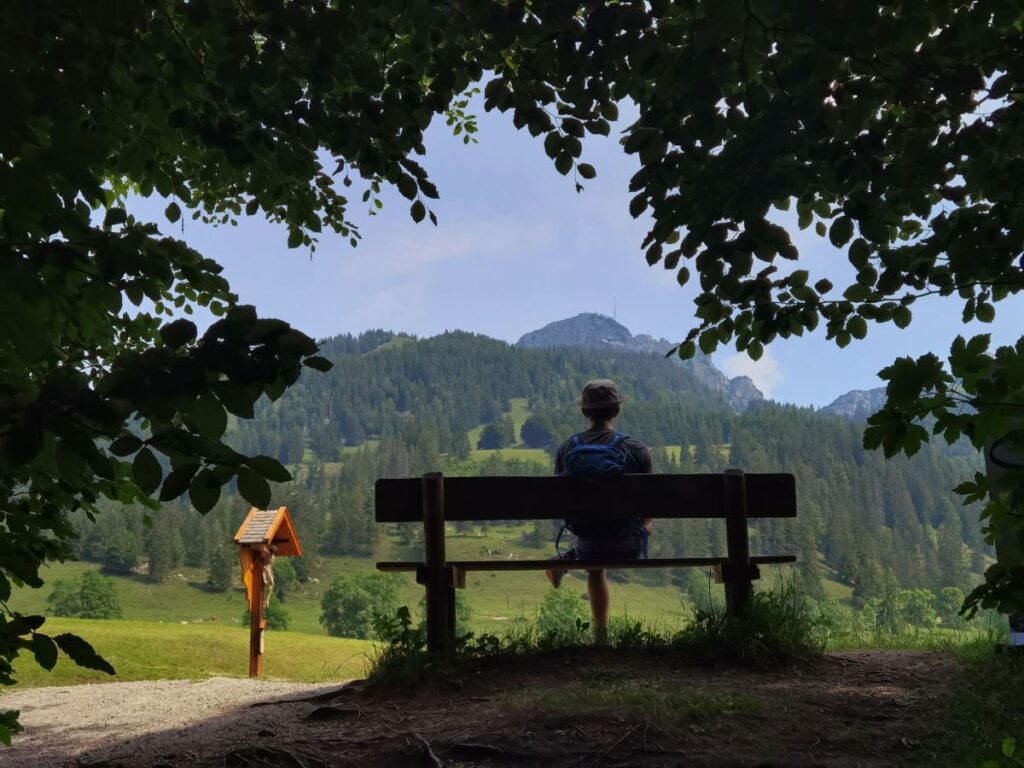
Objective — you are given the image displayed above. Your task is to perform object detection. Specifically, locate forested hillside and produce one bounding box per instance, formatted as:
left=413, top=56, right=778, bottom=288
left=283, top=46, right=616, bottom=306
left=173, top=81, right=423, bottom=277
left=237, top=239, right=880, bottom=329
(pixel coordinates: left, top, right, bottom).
left=70, top=329, right=986, bottom=609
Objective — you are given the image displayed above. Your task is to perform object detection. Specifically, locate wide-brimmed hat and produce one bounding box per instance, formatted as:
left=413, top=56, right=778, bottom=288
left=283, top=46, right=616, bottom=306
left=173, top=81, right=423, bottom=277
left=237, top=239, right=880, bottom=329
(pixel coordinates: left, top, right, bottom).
left=578, top=379, right=626, bottom=408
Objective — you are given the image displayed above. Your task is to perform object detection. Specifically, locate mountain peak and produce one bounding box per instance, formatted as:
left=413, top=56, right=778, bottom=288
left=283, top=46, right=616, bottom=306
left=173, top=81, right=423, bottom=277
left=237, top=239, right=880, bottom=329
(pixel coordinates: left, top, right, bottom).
left=820, top=387, right=887, bottom=421
left=517, top=313, right=635, bottom=350
left=516, top=314, right=765, bottom=411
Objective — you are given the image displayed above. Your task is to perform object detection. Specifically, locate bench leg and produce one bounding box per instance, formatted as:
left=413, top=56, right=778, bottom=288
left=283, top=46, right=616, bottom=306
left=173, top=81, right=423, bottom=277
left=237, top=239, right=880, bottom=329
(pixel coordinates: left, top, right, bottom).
left=422, top=473, right=453, bottom=660
left=424, top=566, right=454, bottom=660
left=724, top=469, right=753, bottom=618
left=446, top=568, right=457, bottom=643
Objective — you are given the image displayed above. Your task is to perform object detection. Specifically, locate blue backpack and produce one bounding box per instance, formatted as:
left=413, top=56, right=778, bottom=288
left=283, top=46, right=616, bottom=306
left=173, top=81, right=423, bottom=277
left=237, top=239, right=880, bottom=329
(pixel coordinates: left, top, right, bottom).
left=556, top=433, right=648, bottom=556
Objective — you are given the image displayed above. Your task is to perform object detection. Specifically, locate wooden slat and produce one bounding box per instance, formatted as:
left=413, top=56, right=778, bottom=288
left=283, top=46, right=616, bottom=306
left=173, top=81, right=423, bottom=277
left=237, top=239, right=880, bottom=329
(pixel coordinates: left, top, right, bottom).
left=374, top=473, right=796, bottom=523
left=236, top=510, right=280, bottom=544
left=376, top=555, right=796, bottom=573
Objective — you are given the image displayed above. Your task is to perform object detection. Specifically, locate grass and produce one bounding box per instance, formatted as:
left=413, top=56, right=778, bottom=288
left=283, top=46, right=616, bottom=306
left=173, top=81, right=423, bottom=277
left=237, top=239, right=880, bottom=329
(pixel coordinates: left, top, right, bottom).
left=915, top=635, right=1024, bottom=766
left=456, top=447, right=553, bottom=469
left=662, top=444, right=731, bottom=462
left=4, top=618, right=373, bottom=689
left=370, top=580, right=830, bottom=684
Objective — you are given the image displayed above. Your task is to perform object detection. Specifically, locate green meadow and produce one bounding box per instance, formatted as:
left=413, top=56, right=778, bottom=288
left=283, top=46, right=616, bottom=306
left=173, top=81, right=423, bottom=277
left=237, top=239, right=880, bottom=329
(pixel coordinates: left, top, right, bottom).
left=11, top=522, right=725, bottom=638
left=5, top=618, right=372, bottom=688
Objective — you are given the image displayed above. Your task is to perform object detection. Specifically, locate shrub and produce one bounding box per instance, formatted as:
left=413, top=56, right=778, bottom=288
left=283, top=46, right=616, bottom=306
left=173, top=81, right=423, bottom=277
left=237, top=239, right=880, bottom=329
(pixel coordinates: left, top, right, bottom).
left=537, top=587, right=589, bottom=644
left=272, top=559, right=298, bottom=602
left=674, top=579, right=825, bottom=664
left=476, top=422, right=508, bottom=450
left=47, top=572, right=122, bottom=619
left=898, top=588, right=937, bottom=629
left=520, top=417, right=554, bottom=448
left=416, top=590, right=473, bottom=635
left=937, top=586, right=966, bottom=629
left=242, top=596, right=291, bottom=631
left=320, top=572, right=400, bottom=639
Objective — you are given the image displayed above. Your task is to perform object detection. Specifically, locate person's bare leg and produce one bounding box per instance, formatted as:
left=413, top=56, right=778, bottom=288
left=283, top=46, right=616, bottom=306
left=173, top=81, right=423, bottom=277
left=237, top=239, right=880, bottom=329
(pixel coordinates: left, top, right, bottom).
left=587, top=569, right=610, bottom=644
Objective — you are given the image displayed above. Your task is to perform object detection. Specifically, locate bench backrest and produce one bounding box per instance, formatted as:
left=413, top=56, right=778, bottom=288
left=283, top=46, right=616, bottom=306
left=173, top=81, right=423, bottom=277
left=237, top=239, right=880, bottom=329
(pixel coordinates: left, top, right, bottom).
left=374, top=473, right=796, bottom=523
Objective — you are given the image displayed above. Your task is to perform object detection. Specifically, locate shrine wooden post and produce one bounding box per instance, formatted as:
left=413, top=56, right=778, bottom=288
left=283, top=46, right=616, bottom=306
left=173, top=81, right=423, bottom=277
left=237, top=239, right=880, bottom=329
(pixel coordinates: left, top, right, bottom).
left=234, top=507, right=303, bottom=678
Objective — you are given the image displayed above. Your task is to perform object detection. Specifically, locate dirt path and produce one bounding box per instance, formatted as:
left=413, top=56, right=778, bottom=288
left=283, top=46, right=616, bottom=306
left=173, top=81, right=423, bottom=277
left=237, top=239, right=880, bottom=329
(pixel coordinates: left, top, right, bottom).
left=0, top=651, right=963, bottom=767
left=0, top=678, right=350, bottom=768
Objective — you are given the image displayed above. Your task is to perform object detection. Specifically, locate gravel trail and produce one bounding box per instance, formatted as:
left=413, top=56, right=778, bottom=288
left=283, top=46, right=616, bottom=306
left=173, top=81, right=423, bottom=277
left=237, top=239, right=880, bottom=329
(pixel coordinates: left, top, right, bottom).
left=0, top=677, right=349, bottom=767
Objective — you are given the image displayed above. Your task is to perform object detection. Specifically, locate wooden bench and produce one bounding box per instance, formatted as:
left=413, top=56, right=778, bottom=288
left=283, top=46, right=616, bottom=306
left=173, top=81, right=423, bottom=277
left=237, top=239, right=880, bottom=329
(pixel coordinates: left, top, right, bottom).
left=375, top=468, right=797, bottom=658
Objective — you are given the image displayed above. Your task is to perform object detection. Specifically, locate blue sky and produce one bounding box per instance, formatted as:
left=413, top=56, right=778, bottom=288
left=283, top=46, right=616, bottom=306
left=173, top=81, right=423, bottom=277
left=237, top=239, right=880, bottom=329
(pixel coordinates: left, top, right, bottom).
left=133, top=100, right=1023, bottom=408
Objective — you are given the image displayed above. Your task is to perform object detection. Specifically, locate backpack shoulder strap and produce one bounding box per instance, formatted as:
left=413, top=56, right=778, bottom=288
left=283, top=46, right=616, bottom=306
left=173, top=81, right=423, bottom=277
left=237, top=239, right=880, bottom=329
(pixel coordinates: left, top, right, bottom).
left=570, top=433, right=584, bottom=447
left=609, top=432, right=629, bottom=449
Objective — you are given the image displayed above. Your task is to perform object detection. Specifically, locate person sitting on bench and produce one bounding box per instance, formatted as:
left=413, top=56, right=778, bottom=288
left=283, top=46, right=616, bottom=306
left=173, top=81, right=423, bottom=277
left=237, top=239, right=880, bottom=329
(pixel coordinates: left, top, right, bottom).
left=546, top=379, right=653, bottom=643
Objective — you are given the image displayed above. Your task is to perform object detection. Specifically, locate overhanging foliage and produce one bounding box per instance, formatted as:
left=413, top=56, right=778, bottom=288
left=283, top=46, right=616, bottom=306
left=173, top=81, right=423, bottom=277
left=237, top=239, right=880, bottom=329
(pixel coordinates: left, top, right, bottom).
left=1, top=0, right=1023, bottom=744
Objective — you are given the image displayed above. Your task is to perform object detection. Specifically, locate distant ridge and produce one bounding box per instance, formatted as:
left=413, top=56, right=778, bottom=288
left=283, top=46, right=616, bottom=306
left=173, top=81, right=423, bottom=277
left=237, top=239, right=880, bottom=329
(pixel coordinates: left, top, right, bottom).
left=516, top=313, right=764, bottom=412
left=820, top=387, right=887, bottom=421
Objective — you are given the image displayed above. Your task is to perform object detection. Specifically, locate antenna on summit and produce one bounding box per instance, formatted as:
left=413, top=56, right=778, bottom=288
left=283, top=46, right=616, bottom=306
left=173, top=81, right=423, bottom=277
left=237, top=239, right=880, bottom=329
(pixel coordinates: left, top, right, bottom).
left=613, top=297, right=617, bottom=320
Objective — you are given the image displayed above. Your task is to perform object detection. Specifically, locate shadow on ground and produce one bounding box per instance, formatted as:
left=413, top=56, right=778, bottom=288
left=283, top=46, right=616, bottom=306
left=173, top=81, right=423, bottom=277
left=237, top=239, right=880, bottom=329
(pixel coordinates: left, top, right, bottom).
left=5, top=650, right=963, bottom=767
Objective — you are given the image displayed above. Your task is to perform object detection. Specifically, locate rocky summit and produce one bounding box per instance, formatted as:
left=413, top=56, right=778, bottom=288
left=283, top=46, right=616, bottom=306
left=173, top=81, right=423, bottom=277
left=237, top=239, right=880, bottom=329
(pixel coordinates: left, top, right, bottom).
left=821, top=387, right=887, bottom=421
left=517, top=313, right=636, bottom=350
left=516, top=313, right=765, bottom=412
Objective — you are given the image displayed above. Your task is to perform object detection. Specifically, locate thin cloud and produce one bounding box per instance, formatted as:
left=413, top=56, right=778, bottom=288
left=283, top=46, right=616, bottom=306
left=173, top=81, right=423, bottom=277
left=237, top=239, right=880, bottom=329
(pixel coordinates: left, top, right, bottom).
left=719, top=349, right=784, bottom=399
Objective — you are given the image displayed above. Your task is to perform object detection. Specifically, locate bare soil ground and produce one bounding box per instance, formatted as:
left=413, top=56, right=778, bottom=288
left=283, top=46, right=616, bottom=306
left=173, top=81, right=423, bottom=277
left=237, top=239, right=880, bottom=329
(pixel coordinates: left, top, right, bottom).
left=0, top=650, right=965, bottom=767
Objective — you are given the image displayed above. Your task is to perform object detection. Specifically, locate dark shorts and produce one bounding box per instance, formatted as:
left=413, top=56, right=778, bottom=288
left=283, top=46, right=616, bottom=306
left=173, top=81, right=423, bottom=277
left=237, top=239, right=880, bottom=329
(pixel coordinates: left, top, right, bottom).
left=573, top=531, right=644, bottom=560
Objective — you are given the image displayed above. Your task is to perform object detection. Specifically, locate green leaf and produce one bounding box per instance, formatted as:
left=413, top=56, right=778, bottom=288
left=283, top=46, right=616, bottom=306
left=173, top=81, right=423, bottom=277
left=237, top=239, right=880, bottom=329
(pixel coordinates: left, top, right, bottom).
left=237, top=466, right=272, bottom=509
left=1002, top=737, right=1016, bottom=758
left=53, top=634, right=115, bottom=675
left=159, top=462, right=200, bottom=501
left=894, top=306, right=912, bottom=329
left=577, top=163, right=596, bottom=180
left=554, top=152, right=573, bottom=175
left=829, top=216, right=854, bottom=247
left=103, top=207, right=128, bottom=227
left=411, top=200, right=426, bottom=223
left=159, top=318, right=197, bottom=349
left=629, top=193, right=647, bottom=218
left=677, top=340, right=696, bottom=360
left=108, top=434, right=143, bottom=457
left=132, top=448, right=162, bottom=495
left=748, top=341, right=764, bottom=361
left=0, top=710, right=22, bottom=746
left=56, top=440, right=87, bottom=481
left=848, top=238, right=871, bottom=269
left=287, top=229, right=303, bottom=249
left=30, top=633, right=58, bottom=671
left=698, top=329, right=718, bottom=355
left=849, top=316, right=868, bottom=339
left=304, top=355, right=333, bottom=372
left=186, top=393, right=227, bottom=440
left=843, top=284, right=871, bottom=302
left=164, top=202, right=181, bottom=223
left=189, top=468, right=221, bottom=514
left=396, top=175, right=417, bottom=200
left=211, top=381, right=256, bottom=419
left=246, top=455, right=292, bottom=483
left=543, top=132, right=561, bottom=159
